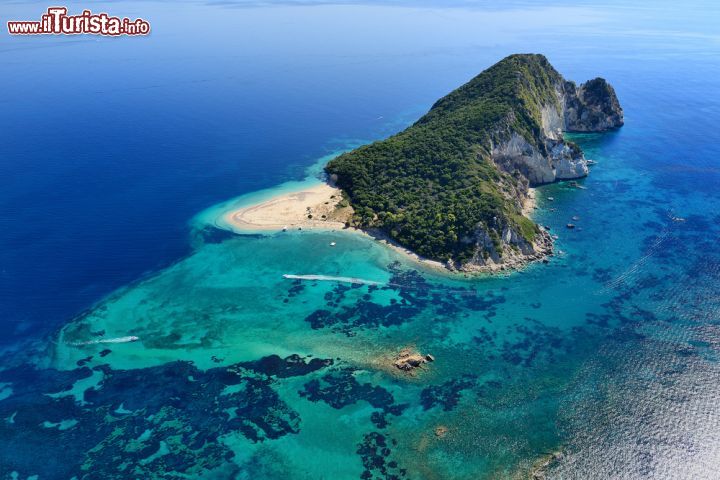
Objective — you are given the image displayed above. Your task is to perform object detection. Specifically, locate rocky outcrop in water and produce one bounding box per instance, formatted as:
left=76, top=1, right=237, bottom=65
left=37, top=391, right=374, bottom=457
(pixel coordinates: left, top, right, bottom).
left=393, top=347, right=433, bottom=372
left=564, top=78, right=624, bottom=132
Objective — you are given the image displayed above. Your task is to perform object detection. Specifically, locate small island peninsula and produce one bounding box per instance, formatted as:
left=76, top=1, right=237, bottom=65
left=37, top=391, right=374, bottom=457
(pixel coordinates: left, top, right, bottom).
left=227, top=54, right=623, bottom=272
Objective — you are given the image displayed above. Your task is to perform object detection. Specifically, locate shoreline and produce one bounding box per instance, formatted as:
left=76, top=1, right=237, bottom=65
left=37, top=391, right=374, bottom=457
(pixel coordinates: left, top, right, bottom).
left=222, top=181, right=450, bottom=273
left=522, top=186, right=537, bottom=217
left=222, top=182, right=352, bottom=232
left=222, top=181, right=546, bottom=275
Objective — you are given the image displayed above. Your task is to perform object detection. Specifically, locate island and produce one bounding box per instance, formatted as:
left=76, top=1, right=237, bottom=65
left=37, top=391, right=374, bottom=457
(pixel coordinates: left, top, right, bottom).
left=226, top=54, right=623, bottom=272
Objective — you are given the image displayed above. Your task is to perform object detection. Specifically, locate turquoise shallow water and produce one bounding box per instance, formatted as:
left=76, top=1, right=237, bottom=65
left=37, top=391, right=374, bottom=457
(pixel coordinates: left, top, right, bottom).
left=29, top=129, right=720, bottom=477
left=2, top=1, right=720, bottom=478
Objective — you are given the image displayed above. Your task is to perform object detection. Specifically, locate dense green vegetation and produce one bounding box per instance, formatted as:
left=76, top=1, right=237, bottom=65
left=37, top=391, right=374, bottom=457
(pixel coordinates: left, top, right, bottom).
left=326, top=54, right=563, bottom=263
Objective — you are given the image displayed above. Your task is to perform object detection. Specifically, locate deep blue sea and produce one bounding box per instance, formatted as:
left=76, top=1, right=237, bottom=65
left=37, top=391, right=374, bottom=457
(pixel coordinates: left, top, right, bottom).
left=2, top=1, right=720, bottom=478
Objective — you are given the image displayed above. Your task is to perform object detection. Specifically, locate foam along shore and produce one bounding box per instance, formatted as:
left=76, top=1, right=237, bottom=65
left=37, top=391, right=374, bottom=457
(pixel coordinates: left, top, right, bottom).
left=223, top=182, right=353, bottom=232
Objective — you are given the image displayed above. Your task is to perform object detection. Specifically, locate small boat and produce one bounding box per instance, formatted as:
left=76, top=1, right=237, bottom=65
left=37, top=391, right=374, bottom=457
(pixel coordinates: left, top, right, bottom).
left=587, top=159, right=597, bottom=165
left=668, top=213, right=686, bottom=222
left=547, top=196, right=555, bottom=201
left=566, top=223, right=576, bottom=229
left=330, top=242, right=336, bottom=246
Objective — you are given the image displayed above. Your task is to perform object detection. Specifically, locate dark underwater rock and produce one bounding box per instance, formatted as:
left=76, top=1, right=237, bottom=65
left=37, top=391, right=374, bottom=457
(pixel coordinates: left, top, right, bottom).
left=0, top=353, right=332, bottom=478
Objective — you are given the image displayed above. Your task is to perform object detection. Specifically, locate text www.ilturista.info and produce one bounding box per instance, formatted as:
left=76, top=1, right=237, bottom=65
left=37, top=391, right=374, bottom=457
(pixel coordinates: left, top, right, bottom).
left=7, top=7, right=150, bottom=36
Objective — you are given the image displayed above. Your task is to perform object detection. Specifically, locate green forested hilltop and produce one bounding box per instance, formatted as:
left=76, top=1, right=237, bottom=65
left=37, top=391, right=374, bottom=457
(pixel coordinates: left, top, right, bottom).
left=326, top=54, right=622, bottom=267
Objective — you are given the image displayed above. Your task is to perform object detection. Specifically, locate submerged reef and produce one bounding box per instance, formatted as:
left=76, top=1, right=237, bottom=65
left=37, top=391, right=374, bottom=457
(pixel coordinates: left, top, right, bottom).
left=0, top=354, right=331, bottom=478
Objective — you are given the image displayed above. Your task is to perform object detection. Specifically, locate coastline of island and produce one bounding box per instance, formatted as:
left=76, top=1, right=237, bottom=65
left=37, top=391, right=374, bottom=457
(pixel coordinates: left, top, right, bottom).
left=221, top=179, right=541, bottom=274
left=222, top=182, right=350, bottom=232
left=323, top=54, right=621, bottom=272
left=214, top=54, right=621, bottom=275
left=221, top=180, right=449, bottom=271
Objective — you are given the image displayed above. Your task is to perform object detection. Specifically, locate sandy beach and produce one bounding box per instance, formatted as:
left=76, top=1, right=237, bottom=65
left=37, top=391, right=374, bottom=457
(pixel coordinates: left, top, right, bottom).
left=522, top=187, right=537, bottom=217
left=224, top=183, right=352, bottom=231
left=223, top=182, right=450, bottom=271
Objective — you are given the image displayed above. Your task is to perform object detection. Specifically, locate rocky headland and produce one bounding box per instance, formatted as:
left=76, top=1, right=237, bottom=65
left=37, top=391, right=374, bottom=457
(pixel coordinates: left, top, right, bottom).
left=326, top=54, right=623, bottom=272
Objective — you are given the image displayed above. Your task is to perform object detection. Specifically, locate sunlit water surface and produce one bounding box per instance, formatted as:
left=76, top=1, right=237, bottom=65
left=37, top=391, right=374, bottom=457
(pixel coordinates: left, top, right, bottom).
left=1, top=1, right=720, bottom=478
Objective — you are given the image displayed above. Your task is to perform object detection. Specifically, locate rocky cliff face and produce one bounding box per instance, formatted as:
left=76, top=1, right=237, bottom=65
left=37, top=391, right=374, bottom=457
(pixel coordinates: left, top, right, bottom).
left=491, top=132, right=588, bottom=185
left=460, top=220, right=553, bottom=273
left=564, top=78, right=624, bottom=132
left=489, top=75, right=623, bottom=187
left=458, top=60, right=623, bottom=271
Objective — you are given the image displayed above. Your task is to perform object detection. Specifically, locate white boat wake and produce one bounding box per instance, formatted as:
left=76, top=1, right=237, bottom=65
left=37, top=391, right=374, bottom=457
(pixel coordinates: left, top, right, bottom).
left=597, top=226, right=671, bottom=295
left=69, top=336, right=140, bottom=346
left=283, top=274, right=383, bottom=286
